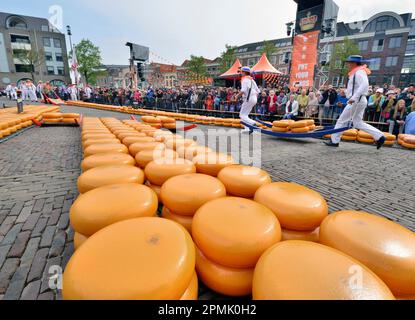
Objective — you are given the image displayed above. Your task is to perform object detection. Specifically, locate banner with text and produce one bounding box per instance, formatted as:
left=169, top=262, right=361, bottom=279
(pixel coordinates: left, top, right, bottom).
left=289, top=30, right=320, bottom=88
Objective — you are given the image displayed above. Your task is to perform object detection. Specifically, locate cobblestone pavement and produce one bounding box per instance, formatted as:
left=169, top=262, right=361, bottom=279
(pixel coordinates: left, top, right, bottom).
left=0, top=103, right=414, bottom=300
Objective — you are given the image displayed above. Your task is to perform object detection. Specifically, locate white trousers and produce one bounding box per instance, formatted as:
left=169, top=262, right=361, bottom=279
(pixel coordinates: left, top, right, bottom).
left=70, top=93, right=77, bottom=101
left=22, top=90, right=29, bottom=101
left=331, top=98, right=384, bottom=144
left=239, top=98, right=257, bottom=127
left=28, top=90, right=37, bottom=101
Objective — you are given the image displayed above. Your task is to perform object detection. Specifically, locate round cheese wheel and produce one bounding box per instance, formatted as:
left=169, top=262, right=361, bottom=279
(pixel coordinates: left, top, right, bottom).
left=145, top=158, right=196, bottom=186
left=253, top=241, right=395, bottom=300
left=122, top=136, right=155, bottom=147
left=161, top=174, right=226, bottom=216
left=63, top=218, right=195, bottom=300
left=192, top=197, right=281, bottom=268
left=403, top=135, right=415, bottom=144
left=401, top=142, right=415, bottom=149
left=180, top=272, right=198, bottom=300
left=177, top=146, right=213, bottom=161
left=74, top=232, right=88, bottom=251
left=384, top=140, right=395, bottom=146
left=193, top=153, right=235, bottom=177
left=357, top=137, right=375, bottom=144
left=117, top=132, right=146, bottom=141
left=341, top=135, right=356, bottom=141
left=162, top=207, right=193, bottom=234
left=82, top=133, right=116, bottom=142
left=272, top=120, right=292, bottom=128
left=196, top=247, right=253, bottom=297
left=254, top=182, right=328, bottom=231
left=129, top=142, right=165, bottom=157
left=291, top=126, right=310, bottom=133
left=272, top=127, right=289, bottom=132
left=217, top=165, right=271, bottom=198
left=165, top=138, right=196, bottom=151
left=82, top=130, right=111, bottom=137
left=81, top=153, right=136, bottom=171
left=84, top=144, right=128, bottom=158
left=135, top=149, right=178, bottom=169
left=320, top=210, right=415, bottom=296
left=383, top=133, right=396, bottom=141
left=70, top=184, right=158, bottom=236
left=358, top=131, right=373, bottom=139
left=145, top=181, right=162, bottom=203
left=77, top=165, right=145, bottom=194
left=289, top=121, right=308, bottom=129
left=281, top=228, right=319, bottom=242
left=83, top=139, right=121, bottom=149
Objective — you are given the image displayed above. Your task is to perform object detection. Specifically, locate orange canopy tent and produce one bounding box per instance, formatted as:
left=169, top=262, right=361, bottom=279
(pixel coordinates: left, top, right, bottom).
left=251, top=54, right=283, bottom=75
left=219, top=59, right=242, bottom=79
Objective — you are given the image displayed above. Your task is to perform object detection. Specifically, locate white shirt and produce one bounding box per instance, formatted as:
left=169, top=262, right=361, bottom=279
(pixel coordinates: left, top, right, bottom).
left=241, top=77, right=260, bottom=101
left=286, top=100, right=299, bottom=116
left=85, top=87, right=92, bottom=99
left=347, top=69, right=369, bottom=102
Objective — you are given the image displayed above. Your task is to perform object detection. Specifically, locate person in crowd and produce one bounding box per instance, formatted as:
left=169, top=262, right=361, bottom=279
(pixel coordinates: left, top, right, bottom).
left=367, top=88, right=385, bottom=122
left=380, top=91, right=396, bottom=124
left=26, top=80, right=37, bottom=102
left=297, top=89, right=309, bottom=117
left=36, top=81, right=44, bottom=99
left=267, top=90, right=277, bottom=115
left=84, top=85, right=92, bottom=102
left=276, top=90, right=287, bottom=116
left=190, top=90, right=198, bottom=109
left=257, top=91, right=268, bottom=115
left=319, top=85, right=338, bottom=125
left=5, top=83, right=12, bottom=99
left=307, top=91, right=319, bottom=118
left=387, top=99, right=407, bottom=135
left=325, top=55, right=385, bottom=149
left=334, top=88, right=348, bottom=120
left=68, top=85, right=78, bottom=101
left=404, top=110, right=415, bottom=134
left=213, top=94, right=221, bottom=111
left=204, top=91, right=213, bottom=110
left=283, top=94, right=299, bottom=120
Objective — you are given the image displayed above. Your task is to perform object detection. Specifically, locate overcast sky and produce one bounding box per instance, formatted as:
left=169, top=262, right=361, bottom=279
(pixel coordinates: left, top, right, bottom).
left=2, top=0, right=415, bottom=65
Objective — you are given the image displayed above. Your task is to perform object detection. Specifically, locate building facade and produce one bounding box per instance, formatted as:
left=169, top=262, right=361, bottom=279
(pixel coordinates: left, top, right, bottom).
left=143, top=62, right=178, bottom=88
left=96, top=65, right=131, bottom=88
left=0, top=12, right=70, bottom=88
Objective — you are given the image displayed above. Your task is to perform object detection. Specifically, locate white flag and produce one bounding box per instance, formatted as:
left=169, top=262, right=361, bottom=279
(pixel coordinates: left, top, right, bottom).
left=69, top=46, right=81, bottom=84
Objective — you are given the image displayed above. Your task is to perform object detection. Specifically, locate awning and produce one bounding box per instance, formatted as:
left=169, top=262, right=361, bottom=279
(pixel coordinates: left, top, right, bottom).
left=251, top=54, right=282, bottom=75
left=219, top=59, right=242, bottom=79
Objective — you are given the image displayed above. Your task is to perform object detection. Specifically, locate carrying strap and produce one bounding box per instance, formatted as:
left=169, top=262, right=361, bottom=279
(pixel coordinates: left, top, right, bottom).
left=246, top=79, right=254, bottom=102
left=351, top=73, right=363, bottom=102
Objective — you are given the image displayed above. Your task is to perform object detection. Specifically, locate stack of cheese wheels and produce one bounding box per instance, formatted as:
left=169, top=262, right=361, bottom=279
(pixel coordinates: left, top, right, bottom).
left=160, top=173, right=226, bottom=233
left=164, top=135, right=196, bottom=151
left=217, top=165, right=272, bottom=198
left=192, top=152, right=235, bottom=177
left=62, top=113, right=80, bottom=124
left=81, top=153, right=136, bottom=172
left=63, top=218, right=197, bottom=300
left=398, top=134, right=415, bottom=149
left=289, top=120, right=314, bottom=133
left=272, top=120, right=294, bottom=132
left=42, top=112, right=63, bottom=123
left=382, top=132, right=397, bottom=146
left=341, top=129, right=358, bottom=141
left=253, top=241, right=395, bottom=300
left=254, top=182, right=328, bottom=242
left=77, top=165, right=145, bottom=194
left=192, top=197, right=281, bottom=296
left=319, top=210, right=415, bottom=298
left=144, top=158, right=196, bottom=188
left=158, top=116, right=176, bottom=130
left=141, top=116, right=162, bottom=128
left=357, top=130, right=375, bottom=144
left=70, top=183, right=158, bottom=250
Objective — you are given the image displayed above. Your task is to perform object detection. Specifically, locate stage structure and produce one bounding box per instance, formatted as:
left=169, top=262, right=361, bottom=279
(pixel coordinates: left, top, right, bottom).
left=126, top=42, right=150, bottom=89
left=290, top=0, right=339, bottom=88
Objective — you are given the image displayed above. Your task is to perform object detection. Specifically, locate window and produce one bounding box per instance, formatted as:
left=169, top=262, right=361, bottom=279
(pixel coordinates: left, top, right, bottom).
left=402, top=56, right=415, bottom=73
left=6, top=16, right=27, bottom=29
left=332, top=76, right=340, bottom=87
left=45, top=52, right=53, bottom=61
left=405, top=38, right=415, bottom=55
left=358, top=40, right=368, bottom=51
left=255, top=46, right=263, bottom=51
left=43, top=38, right=51, bottom=47
left=53, top=38, right=61, bottom=48
left=15, top=64, right=33, bottom=73
left=47, top=66, right=55, bottom=75
left=369, top=58, right=381, bottom=71
left=10, top=35, right=30, bottom=44
left=41, top=25, right=49, bottom=32
left=372, top=39, right=384, bottom=52
left=389, top=37, right=402, bottom=49
left=57, top=67, right=64, bottom=75
left=364, top=16, right=400, bottom=33
left=270, top=55, right=277, bottom=65
left=385, top=56, right=398, bottom=67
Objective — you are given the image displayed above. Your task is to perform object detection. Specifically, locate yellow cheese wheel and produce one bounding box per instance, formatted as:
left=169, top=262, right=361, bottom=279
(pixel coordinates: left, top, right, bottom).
left=161, top=174, right=226, bottom=216
left=83, top=144, right=129, bottom=158
left=384, top=140, right=395, bottom=146
left=83, top=139, right=121, bottom=149
left=357, top=137, right=375, bottom=144
left=196, top=247, right=253, bottom=297
left=217, top=165, right=272, bottom=198
left=77, top=165, right=145, bottom=194
left=253, top=241, right=395, bottom=300
left=162, top=207, right=193, bottom=233
left=180, top=272, right=198, bottom=300
left=165, top=138, right=196, bottom=151
left=193, top=153, right=236, bottom=177
left=145, top=158, right=196, bottom=186
left=122, top=136, right=155, bottom=147
left=341, top=135, right=356, bottom=141
left=81, top=153, right=136, bottom=171
left=82, top=133, right=116, bottom=142
left=163, top=123, right=177, bottom=129
left=403, top=135, right=415, bottom=144
left=129, top=142, right=165, bottom=157
left=117, top=132, right=146, bottom=141
left=70, top=184, right=158, bottom=236
left=177, top=146, right=213, bottom=161
left=74, top=232, right=88, bottom=251
left=43, top=119, right=62, bottom=124
left=272, top=120, right=292, bottom=128
left=272, top=126, right=289, bottom=132
left=63, top=218, right=195, bottom=300
left=145, top=181, right=162, bottom=203
left=62, top=113, right=80, bottom=118
left=192, top=197, right=281, bottom=268
left=254, top=182, right=328, bottom=231
left=401, top=141, right=415, bottom=149
left=136, top=149, right=178, bottom=169
left=358, top=131, right=373, bottom=139
left=289, top=121, right=308, bottom=129
left=383, top=133, right=396, bottom=141
left=281, top=228, right=319, bottom=242
left=319, top=210, right=415, bottom=296
left=42, top=112, right=62, bottom=119
left=291, top=126, right=310, bottom=133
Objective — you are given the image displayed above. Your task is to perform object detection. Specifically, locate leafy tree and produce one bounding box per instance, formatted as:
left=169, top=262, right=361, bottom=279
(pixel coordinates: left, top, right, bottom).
left=219, top=44, right=237, bottom=73
left=260, top=40, right=278, bottom=60
left=73, top=39, right=102, bottom=85
left=329, top=38, right=360, bottom=78
left=14, top=49, right=44, bottom=82
left=187, top=55, right=208, bottom=77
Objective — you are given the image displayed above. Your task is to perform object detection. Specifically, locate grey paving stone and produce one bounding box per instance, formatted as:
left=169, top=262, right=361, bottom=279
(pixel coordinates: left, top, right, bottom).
left=0, top=258, right=19, bottom=294
left=27, top=248, right=49, bottom=283
left=21, top=280, right=41, bottom=300
left=1, top=224, right=23, bottom=245
left=21, top=212, right=41, bottom=232
left=0, top=216, right=17, bottom=237
left=0, top=245, right=11, bottom=269
left=7, top=231, right=31, bottom=258
left=31, top=217, right=48, bottom=238
left=37, top=291, right=55, bottom=300
left=48, top=230, right=67, bottom=258
left=3, top=264, right=30, bottom=300
left=39, top=226, right=56, bottom=248
left=15, top=206, right=33, bottom=224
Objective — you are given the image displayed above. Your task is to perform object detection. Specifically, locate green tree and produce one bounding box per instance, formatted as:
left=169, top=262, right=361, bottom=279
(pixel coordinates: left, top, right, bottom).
left=260, top=40, right=278, bottom=59
left=73, top=39, right=102, bottom=85
left=187, top=55, right=208, bottom=77
left=219, top=44, right=237, bottom=73
left=14, top=48, right=44, bottom=82
left=329, top=38, right=360, bottom=78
